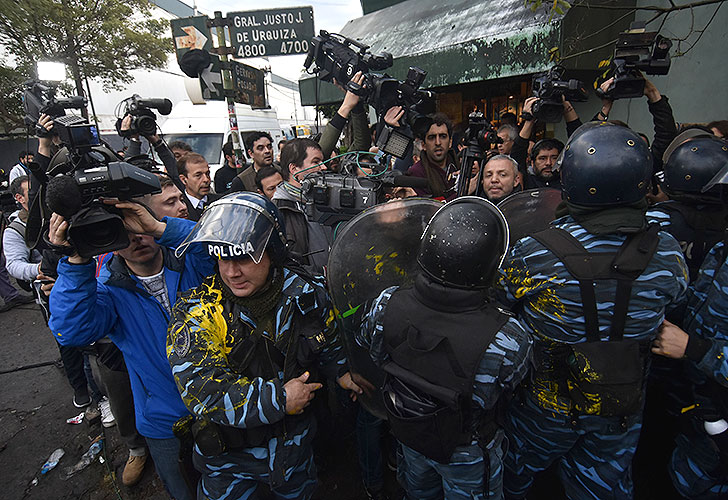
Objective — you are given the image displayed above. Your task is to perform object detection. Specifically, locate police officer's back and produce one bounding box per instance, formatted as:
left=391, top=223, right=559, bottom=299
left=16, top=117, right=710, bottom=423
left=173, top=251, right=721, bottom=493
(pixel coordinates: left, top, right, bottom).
left=498, top=122, right=688, bottom=500
left=358, top=197, right=532, bottom=500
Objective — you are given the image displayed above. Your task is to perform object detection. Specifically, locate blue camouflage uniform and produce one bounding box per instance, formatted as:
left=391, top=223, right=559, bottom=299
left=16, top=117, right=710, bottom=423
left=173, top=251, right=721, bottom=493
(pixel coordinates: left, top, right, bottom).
left=167, top=268, right=348, bottom=500
left=357, top=285, right=533, bottom=500
left=668, top=241, right=728, bottom=498
left=497, top=215, right=688, bottom=500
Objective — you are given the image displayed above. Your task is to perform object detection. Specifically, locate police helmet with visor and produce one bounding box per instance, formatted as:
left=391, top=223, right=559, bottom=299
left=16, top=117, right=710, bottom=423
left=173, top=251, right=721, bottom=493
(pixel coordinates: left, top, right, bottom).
left=176, top=192, right=287, bottom=264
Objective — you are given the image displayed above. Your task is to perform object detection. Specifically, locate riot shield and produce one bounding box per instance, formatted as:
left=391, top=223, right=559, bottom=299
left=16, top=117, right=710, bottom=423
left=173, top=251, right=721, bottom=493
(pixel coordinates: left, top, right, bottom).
left=327, top=198, right=442, bottom=418
left=498, top=188, right=562, bottom=245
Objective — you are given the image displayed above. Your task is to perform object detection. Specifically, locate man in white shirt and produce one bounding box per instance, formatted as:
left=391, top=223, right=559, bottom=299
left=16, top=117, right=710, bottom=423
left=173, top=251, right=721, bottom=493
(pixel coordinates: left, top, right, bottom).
left=177, top=153, right=220, bottom=221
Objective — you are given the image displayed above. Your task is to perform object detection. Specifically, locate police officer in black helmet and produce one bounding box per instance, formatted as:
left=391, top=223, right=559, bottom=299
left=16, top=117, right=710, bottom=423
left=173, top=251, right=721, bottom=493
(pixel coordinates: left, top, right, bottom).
left=648, top=135, right=728, bottom=281
left=357, top=197, right=533, bottom=499
left=499, top=122, right=688, bottom=500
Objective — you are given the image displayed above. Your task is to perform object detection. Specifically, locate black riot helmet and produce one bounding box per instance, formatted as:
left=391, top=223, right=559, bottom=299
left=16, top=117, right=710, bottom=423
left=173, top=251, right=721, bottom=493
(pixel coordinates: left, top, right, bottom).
left=662, top=136, right=728, bottom=204
left=417, top=196, right=509, bottom=289
left=559, top=121, right=652, bottom=207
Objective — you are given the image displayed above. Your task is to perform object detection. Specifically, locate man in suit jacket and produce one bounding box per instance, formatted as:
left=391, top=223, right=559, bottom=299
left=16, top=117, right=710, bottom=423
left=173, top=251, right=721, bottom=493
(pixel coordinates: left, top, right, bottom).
left=178, top=153, right=221, bottom=221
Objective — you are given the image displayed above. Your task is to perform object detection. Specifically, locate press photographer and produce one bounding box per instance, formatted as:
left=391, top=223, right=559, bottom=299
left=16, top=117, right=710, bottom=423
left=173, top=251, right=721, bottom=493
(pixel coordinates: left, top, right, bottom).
left=115, top=95, right=183, bottom=193
left=305, top=30, right=434, bottom=160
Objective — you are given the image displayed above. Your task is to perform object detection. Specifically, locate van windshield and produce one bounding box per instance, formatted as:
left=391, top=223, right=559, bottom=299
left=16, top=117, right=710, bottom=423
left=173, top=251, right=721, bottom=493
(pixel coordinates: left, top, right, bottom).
left=165, top=134, right=223, bottom=165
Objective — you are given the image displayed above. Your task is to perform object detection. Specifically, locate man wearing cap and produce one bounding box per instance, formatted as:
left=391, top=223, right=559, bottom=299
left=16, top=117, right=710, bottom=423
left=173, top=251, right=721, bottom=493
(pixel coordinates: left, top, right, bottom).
left=166, top=192, right=361, bottom=500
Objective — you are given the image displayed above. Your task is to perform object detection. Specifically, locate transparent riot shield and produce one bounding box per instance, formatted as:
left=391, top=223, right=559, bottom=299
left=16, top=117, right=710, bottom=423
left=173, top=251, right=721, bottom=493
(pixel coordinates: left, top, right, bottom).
left=498, top=188, right=562, bottom=245
left=326, top=198, right=442, bottom=418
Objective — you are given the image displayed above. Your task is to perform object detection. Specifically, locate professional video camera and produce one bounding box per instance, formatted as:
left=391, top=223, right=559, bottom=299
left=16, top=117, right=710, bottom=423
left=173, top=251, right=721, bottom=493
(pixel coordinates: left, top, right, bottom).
left=304, top=31, right=435, bottom=158
left=523, top=66, right=588, bottom=123
left=455, top=112, right=503, bottom=197
left=596, top=22, right=672, bottom=100
left=115, top=94, right=173, bottom=138
left=299, top=154, right=428, bottom=226
left=22, top=80, right=86, bottom=136
left=28, top=105, right=162, bottom=258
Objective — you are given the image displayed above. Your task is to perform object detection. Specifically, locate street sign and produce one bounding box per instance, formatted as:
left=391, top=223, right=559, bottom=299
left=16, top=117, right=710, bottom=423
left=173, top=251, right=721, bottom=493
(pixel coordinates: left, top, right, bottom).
left=170, top=16, right=224, bottom=101
left=171, top=16, right=212, bottom=59
left=229, top=7, right=314, bottom=58
left=200, top=56, right=224, bottom=101
left=231, top=61, right=267, bottom=109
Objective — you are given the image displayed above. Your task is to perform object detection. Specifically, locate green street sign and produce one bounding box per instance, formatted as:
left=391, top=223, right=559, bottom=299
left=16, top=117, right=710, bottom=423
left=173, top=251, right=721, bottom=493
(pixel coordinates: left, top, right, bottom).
left=229, top=7, right=314, bottom=58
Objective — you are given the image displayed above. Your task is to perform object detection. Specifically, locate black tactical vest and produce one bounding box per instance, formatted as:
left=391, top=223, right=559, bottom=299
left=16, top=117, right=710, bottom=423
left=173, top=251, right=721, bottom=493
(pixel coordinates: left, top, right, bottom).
left=380, top=276, right=509, bottom=463
left=653, top=201, right=728, bottom=282
left=530, top=224, right=660, bottom=416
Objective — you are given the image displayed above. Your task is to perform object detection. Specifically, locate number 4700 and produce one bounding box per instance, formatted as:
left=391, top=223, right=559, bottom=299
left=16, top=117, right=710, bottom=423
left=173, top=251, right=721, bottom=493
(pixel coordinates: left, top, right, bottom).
left=280, top=40, right=309, bottom=54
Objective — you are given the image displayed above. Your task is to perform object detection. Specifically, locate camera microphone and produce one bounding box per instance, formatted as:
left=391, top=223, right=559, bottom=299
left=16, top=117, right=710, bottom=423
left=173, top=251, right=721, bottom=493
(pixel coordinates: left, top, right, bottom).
left=389, top=172, right=429, bottom=190
left=46, top=175, right=82, bottom=219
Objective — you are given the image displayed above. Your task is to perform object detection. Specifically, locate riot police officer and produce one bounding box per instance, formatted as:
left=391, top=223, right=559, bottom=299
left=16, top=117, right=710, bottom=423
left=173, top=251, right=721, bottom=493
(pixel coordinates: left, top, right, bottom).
left=166, top=192, right=360, bottom=500
left=648, top=135, right=728, bottom=281
left=637, top=135, right=728, bottom=496
left=498, top=122, right=688, bottom=499
left=651, top=161, right=728, bottom=498
left=357, top=197, right=533, bottom=499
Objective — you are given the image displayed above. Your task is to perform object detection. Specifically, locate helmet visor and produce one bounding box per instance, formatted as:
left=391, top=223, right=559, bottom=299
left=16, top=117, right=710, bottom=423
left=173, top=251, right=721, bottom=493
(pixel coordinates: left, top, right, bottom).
left=175, top=198, right=276, bottom=263
left=703, top=162, right=728, bottom=193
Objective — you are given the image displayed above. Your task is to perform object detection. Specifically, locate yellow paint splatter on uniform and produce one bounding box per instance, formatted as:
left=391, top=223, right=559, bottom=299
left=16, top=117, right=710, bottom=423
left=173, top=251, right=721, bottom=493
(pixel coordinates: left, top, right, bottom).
left=503, top=266, right=566, bottom=318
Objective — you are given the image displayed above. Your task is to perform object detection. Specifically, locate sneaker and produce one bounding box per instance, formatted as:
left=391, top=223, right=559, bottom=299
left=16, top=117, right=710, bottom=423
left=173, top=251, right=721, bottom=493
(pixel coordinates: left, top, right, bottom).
left=0, top=294, right=34, bottom=312
left=85, top=403, right=101, bottom=425
left=122, top=454, right=147, bottom=487
left=99, top=398, right=116, bottom=428
left=73, top=389, right=91, bottom=408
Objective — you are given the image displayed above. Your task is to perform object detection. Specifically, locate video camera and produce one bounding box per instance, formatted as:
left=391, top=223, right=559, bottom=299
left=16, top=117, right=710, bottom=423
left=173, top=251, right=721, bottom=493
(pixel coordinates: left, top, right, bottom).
left=30, top=102, right=162, bottom=258
left=304, top=31, right=435, bottom=158
left=597, top=22, right=672, bottom=100
left=523, top=66, right=588, bottom=123
left=455, top=112, right=503, bottom=197
left=115, top=94, right=173, bottom=138
left=300, top=154, right=428, bottom=226
left=22, top=80, right=87, bottom=137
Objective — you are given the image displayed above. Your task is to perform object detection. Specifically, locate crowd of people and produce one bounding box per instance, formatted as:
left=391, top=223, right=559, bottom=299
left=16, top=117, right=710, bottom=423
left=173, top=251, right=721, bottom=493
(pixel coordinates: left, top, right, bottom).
left=1, top=65, right=728, bottom=500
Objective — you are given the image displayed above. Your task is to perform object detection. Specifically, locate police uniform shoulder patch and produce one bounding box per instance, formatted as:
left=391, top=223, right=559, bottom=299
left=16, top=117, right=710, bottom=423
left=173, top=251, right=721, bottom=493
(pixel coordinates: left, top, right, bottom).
left=172, top=321, right=192, bottom=358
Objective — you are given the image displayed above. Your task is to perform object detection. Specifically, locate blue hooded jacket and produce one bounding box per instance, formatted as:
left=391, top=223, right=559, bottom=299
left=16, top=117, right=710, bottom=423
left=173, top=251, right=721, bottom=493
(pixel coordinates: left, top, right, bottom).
left=49, top=217, right=214, bottom=439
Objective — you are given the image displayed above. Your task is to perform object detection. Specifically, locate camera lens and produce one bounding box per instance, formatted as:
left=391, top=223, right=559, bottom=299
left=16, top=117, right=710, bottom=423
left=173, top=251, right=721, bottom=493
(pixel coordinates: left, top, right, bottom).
left=136, top=115, right=156, bottom=136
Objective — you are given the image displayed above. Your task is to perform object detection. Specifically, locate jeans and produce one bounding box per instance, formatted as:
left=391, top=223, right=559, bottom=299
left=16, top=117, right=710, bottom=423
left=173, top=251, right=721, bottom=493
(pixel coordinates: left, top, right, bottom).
left=146, top=436, right=195, bottom=500
left=356, top=405, right=385, bottom=490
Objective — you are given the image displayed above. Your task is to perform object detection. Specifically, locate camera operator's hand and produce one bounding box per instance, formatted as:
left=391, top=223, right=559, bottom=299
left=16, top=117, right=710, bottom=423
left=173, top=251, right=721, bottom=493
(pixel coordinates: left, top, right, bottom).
left=36, top=271, right=56, bottom=297
left=49, top=213, right=88, bottom=264
left=643, top=76, right=662, bottom=104
left=384, top=106, right=405, bottom=128
left=37, top=114, right=56, bottom=157
left=562, top=97, right=579, bottom=123
left=334, top=71, right=364, bottom=119
left=102, top=199, right=166, bottom=238
left=120, top=115, right=140, bottom=141
left=597, top=78, right=615, bottom=119
left=520, top=97, right=539, bottom=140
left=102, top=199, right=164, bottom=236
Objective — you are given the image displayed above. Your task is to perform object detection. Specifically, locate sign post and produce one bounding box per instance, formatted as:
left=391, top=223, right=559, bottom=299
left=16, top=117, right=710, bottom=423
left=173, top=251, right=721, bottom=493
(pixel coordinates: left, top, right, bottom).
left=229, top=7, right=314, bottom=58
left=210, top=11, right=246, bottom=172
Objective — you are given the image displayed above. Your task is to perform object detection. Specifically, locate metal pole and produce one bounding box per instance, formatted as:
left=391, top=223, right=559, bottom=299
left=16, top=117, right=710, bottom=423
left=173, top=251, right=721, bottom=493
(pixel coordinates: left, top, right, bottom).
left=213, top=11, right=245, bottom=171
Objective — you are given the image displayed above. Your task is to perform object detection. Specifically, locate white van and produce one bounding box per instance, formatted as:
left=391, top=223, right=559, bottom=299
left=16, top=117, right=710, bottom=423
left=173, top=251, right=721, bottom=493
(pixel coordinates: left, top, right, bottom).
left=160, top=100, right=285, bottom=178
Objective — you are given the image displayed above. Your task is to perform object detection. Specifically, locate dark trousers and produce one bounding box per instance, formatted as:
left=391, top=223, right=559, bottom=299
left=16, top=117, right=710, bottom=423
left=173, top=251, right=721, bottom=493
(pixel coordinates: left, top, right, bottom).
left=57, top=340, right=93, bottom=394
left=95, top=359, right=146, bottom=452
left=0, top=252, right=20, bottom=302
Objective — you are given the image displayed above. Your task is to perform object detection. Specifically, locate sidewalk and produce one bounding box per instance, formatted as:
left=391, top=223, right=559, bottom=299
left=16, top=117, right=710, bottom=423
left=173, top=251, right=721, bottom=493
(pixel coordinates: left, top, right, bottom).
left=0, top=303, right=167, bottom=500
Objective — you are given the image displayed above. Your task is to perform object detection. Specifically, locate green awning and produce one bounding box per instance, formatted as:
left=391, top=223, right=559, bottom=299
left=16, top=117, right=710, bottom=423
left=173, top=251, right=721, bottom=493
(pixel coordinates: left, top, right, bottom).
left=300, top=0, right=561, bottom=105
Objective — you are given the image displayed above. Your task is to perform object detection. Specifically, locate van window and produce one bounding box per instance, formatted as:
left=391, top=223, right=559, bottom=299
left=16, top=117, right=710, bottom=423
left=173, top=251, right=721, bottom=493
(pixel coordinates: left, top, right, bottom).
left=165, top=134, right=223, bottom=165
